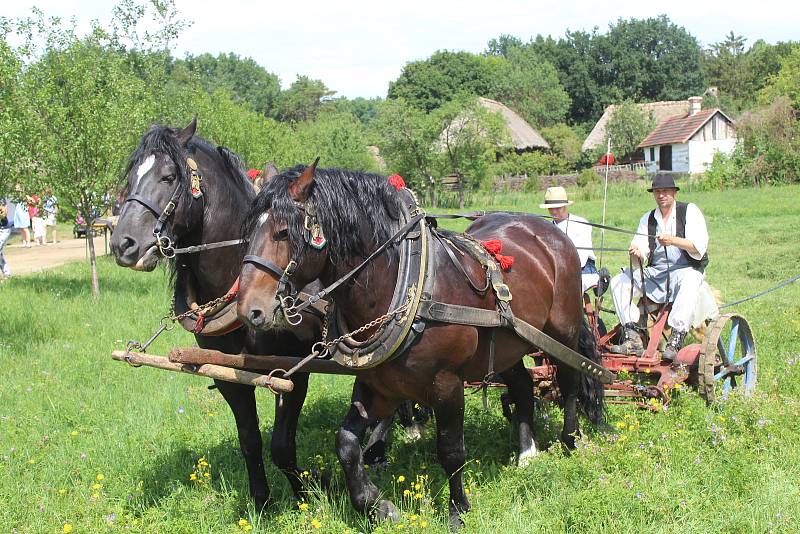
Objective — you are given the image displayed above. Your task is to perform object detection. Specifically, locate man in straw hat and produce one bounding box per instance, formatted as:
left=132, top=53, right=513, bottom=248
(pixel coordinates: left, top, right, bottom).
left=608, top=173, right=717, bottom=359
left=540, top=186, right=604, bottom=294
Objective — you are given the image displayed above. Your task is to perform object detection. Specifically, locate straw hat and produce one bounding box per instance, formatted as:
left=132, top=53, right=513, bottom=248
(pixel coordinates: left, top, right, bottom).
left=539, top=186, right=574, bottom=209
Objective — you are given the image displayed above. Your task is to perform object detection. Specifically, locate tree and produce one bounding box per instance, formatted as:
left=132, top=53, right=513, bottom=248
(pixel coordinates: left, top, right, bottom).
left=7, top=1, right=188, bottom=297
left=275, top=75, right=336, bottom=123
left=373, top=98, right=440, bottom=204
left=485, top=34, right=523, bottom=57
left=604, top=100, right=657, bottom=160
left=387, top=50, right=503, bottom=112
left=174, top=52, right=282, bottom=117
left=491, top=46, right=571, bottom=128
left=759, top=46, right=800, bottom=109
left=433, top=98, right=506, bottom=208
left=540, top=123, right=583, bottom=166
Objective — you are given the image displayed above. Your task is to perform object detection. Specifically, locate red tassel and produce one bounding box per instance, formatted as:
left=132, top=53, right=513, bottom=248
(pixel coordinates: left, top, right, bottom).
left=481, top=239, right=502, bottom=255
left=193, top=314, right=205, bottom=334
left=497, top=255, right=514, bottom=270
left=388, top=174, right=406, bottom=190
left=481, top=239, right=514, bottom=270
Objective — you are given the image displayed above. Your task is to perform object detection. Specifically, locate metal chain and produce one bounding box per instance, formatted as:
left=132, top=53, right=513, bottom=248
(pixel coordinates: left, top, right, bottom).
left=165, top=291, right=238, bottom=323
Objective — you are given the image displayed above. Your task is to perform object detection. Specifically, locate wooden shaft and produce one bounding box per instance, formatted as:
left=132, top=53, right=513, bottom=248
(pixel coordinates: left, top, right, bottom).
left=168, top=346, right=360, bottom=376
left=111, top=350, right=294, bottom=393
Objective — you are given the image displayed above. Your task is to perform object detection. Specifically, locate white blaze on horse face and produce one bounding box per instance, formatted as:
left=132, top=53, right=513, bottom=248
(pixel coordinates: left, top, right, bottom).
left=134, top=155, right=155, bottom=187
left=257, top=212, right=269, bottom=227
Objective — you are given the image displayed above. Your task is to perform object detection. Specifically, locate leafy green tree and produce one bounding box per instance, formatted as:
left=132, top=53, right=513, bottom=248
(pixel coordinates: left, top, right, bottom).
left=540, top=123, right=583, bottom=166
left=174, top=52, right=281, bottom=116
left=7, top=1, right=187, bottom=297
left=373, top=98, right=440, bottom=204
left=293, top=110, right=377, bottom=171
left=433, top=98, right=506, bottom=208
left=0, top=36, right=38, bottom=195
left=604, top=100, right=656, bottom=160
left=759, top=46, right=800, bottom=108
left=387, top=50, right=503, bottom=112
left=492, top=46, right=570, bottom=128
left=485, top=34, right=523, bottom=57
left=275, top=75, right=336, bottom=122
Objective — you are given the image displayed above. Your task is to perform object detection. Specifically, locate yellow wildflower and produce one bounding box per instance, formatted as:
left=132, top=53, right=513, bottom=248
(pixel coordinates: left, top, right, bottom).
left=63, top=524, right=73, bottom=533
left=70, top=431, right=78, bottom=437
left=403, top=489, right=412, bottom=497
left=615, top=422, right=626, bottom=430
left=414, top=493, right=423, bottom=499
left=420, top=520, right=429, bottom=528
left=414, top=483, right=421, bottom=490
left=28, top=459, right=35, bottom=465
left=238, top=518, right=249, bottom=527
left=189, top=474, right=197, bottom=481
left=299, top=502, right=309, bottom=511
left=92, top=492, right=99, bottom=498
left=92, top=483, right=101, bottom=490
left=397, top=475, right=405, bottom=483
left=58, top=489, right=66, bottom=495
left=96, top=473, right=105, bottom=481
left=311, top=518, right=322, bottom=529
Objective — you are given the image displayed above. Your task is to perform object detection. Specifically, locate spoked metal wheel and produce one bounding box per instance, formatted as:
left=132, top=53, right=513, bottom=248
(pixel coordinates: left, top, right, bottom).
left=698, top=313, right=756, bottom=403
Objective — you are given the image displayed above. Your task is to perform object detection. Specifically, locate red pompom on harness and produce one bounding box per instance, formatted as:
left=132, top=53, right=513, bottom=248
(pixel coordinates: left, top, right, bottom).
left=193, top=278, right=241, bottom=334
left=481, top=239, right=514, bottom=271
left=388, top=174, right=406, bottom=190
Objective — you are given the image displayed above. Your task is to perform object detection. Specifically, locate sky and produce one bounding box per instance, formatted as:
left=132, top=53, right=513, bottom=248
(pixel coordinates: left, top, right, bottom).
left=3, top=0, right=798, bottom=99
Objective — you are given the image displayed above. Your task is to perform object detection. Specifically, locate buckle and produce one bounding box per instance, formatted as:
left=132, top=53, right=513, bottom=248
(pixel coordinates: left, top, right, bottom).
left=493, top=282, right=512, bottom=302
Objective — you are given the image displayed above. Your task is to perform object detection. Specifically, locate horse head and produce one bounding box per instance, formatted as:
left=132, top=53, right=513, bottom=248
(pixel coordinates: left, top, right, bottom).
left=237, top=159, right=331, bottom=329
left=111, top=118, right=206, bottom=271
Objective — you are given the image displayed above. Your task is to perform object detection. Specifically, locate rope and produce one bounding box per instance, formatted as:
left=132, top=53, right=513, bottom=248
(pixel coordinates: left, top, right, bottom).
left=719, top=273, right=800, bottom=309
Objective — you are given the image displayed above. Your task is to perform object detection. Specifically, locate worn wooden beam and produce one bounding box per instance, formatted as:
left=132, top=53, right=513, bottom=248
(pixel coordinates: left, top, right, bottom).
left=111, top=350, right=294, bottom=393
left=168, top=346, right=360, bottom=376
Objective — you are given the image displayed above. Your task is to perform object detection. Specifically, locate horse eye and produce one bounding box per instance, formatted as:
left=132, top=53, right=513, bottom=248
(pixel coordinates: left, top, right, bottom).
left=161, top=174, right=176, bottom=183
left=273, top=228, right=289, bottom=241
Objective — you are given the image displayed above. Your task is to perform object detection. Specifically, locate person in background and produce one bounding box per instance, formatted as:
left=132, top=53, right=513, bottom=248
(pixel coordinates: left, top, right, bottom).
left=540, top=186, right=607, bottom=295
left=0, top=198, right=14, bottom=279
left=13, top=184, right=30, bottom=248
left=43, top=191, right=58, bottom=244
left=29, top=193, right=45, bottom=246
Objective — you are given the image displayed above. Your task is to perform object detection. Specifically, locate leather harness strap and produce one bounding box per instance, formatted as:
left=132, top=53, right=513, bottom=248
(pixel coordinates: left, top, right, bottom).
left=416, top=298, right=614, bottom=384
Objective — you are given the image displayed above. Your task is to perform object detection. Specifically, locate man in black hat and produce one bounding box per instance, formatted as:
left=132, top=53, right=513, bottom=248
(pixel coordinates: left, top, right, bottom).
left=608, top=173, right=716, bottom=359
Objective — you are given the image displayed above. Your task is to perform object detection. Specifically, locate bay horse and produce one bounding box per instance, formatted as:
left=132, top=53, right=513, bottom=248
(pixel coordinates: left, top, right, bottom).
left=236, top=162, right=604, bottom=527
left=109, top=120, right=404, bottom=508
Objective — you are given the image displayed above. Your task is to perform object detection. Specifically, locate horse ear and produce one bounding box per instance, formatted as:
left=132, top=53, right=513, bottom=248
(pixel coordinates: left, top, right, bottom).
left=288, top=157, right=319, bottom=202
left=262, top=163, right=279, bottom=183
left=176, top=116, right=197, bottom=147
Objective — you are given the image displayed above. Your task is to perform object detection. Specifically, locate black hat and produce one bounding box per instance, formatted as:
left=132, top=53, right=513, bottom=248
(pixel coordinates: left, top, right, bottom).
left=647, top=173, right=680, bottom=192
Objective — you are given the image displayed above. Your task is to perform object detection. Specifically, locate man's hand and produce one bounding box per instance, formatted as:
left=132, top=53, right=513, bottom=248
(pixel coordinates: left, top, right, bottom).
left=656, top=233, right=675, bottom=247
left=628, top=244, right=644, bottom=260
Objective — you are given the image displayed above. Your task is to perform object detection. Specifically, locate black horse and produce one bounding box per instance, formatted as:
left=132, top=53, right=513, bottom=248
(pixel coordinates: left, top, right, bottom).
left=110, top=119, right=333, bottom=508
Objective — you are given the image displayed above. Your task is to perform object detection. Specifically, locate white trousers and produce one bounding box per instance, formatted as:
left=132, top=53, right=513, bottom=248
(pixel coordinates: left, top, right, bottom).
left=610, top=267, right=705, bottom=332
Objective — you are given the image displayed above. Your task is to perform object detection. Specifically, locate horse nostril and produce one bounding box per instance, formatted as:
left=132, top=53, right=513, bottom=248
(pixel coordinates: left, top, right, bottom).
left=120, top=236, right=137, bottom=255
left=249, top=308, right=265, bottom=327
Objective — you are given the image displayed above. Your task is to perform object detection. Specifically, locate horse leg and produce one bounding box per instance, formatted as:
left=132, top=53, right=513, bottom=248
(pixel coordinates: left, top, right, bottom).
left=336, top=382, right=400, bottom=521
left=215, top=380, right=269, bottom=509
left=500, top=361, right=538, bottom=467
left=556, top=368, right=580, bottom=450
left=432, top=372, right=470, bottom=529
left=270, top=372, right=317, bottom=499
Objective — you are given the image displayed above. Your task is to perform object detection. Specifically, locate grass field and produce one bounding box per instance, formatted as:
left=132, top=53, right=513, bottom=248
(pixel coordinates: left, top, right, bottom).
left=1, top=183, right=799, bottom=533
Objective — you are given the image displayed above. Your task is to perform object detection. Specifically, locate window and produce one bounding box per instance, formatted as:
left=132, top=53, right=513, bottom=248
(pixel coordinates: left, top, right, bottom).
left=712, top=117, right=718, bottom=140
left=649, top=147, right=655, bottom=161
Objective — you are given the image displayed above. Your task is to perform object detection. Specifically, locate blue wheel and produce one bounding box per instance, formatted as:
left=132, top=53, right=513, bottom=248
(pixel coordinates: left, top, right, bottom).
left=698, top=313, right=756, bottom=403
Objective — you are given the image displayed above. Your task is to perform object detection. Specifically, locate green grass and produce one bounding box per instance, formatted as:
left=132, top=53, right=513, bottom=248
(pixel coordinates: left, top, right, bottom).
left=1, top=184, right=799, bottom=533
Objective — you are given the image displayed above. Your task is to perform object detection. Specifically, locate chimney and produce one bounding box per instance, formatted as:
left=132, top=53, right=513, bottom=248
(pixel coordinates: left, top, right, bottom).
left=688, top=96, right=703, bottom=116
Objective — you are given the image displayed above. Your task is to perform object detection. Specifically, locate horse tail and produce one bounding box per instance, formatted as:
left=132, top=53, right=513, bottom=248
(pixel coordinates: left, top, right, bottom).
left=577, top=320, right=605, bottom=425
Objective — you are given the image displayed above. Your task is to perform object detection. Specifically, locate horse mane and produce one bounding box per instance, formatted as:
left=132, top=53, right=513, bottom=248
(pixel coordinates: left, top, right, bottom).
left=243, top=166, right=404, bottom=265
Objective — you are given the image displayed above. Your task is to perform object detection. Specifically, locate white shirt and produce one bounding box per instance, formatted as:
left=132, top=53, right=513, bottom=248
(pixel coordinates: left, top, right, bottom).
left=630, top=202, right=708, bottom=263
left=555, top=214, right=595, bottom=267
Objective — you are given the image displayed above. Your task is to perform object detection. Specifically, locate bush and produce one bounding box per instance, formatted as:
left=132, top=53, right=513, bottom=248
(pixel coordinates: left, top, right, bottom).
left=495, top=150, right=570, bottom=178
left=577, top=168, right=600, bottom=187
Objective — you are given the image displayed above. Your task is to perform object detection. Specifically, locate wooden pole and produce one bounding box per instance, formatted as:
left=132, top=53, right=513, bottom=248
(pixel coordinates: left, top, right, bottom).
left=168, top=346, right=360, bottom=376
left=111, top=350, right=294, bottom=393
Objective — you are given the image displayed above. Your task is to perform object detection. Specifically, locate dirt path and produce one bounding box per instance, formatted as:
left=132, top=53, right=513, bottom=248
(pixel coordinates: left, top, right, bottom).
left=3, top=234, right=110, bottom=276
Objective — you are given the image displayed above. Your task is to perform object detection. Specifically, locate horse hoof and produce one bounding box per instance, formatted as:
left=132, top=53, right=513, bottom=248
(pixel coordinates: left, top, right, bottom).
left=449, top=512, right=465, bottom=531
left=253, top=493, right=270, bottom=513
left=517, top=446, right=540, bottom=468
left=404, top=422, right=425, bottom=441
left=375, top=499, right=401, bottom=522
